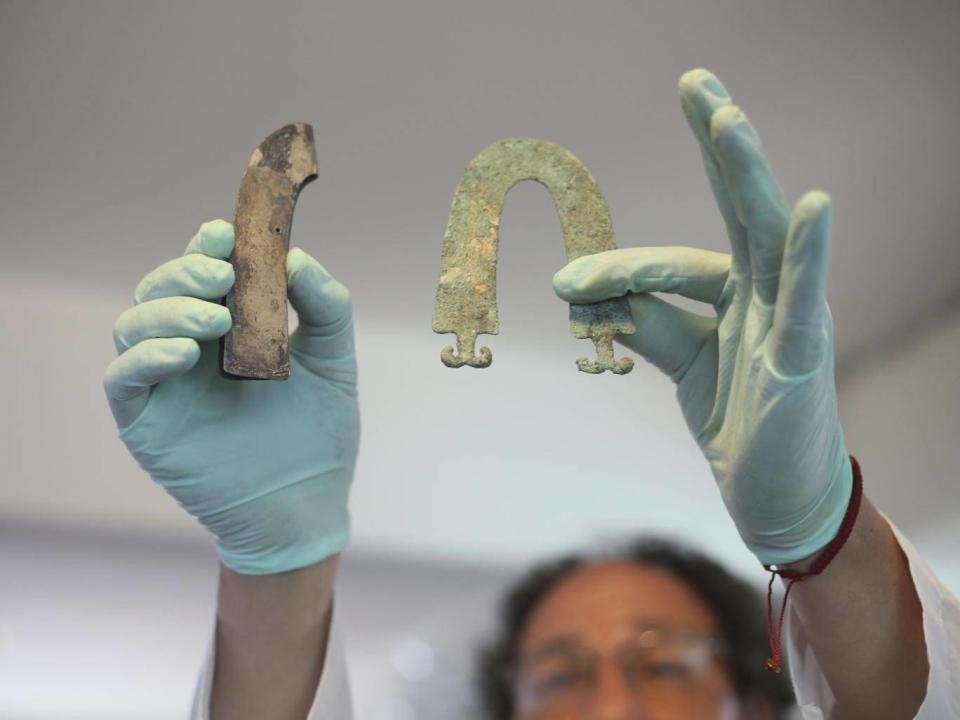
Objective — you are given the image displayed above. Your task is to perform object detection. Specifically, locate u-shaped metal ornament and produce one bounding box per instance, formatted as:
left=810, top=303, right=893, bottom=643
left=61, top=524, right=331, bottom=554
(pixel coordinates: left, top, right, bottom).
left=432, top=138, right=635, bottom=374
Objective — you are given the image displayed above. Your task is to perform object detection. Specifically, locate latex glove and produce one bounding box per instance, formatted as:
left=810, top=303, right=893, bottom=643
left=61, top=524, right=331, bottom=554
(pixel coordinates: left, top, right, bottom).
left=103, top=220, right=359, bottom=574
left=554, top=69, right=851, bottom=566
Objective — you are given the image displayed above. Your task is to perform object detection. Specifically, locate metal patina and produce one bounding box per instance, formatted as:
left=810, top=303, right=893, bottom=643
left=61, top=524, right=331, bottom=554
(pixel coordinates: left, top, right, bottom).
left=432, top=138, right=635, bottom=374
left=222, top=123, right=318, bottom=380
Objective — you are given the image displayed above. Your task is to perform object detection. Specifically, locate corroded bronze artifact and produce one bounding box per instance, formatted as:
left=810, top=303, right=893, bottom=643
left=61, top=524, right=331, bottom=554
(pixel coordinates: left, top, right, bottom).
left=222, top=123, right=318, bottom=379
left=432, top=138, right=635, bottom=374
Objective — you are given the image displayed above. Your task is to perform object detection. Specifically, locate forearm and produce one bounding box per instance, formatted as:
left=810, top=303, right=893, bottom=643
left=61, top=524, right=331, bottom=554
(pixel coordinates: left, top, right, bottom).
left=211, top=555, right=339, bottom=720
left=784, top=497, right=928, bottom=719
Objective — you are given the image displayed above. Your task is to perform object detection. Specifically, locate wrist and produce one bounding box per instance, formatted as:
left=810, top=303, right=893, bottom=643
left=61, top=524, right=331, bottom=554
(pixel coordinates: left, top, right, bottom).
left=212, top=556, right=338, bottom=720
left=216, top=554, right=339, bottom=633
left=760, top=457, right=865, bottom=672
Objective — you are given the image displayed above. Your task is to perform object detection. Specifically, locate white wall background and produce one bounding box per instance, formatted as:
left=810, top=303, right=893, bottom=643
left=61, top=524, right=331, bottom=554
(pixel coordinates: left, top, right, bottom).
left=838, top=308, right=960, bottom=592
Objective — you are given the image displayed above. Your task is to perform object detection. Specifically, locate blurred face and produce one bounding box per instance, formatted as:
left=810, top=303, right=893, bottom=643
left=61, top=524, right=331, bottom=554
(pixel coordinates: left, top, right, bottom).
left=513, top=562, right=738, bottom=720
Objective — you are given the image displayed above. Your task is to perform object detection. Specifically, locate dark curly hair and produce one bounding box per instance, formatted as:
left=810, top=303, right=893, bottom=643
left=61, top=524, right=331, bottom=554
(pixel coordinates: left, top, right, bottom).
left=477, top=537, right=794, bottom=718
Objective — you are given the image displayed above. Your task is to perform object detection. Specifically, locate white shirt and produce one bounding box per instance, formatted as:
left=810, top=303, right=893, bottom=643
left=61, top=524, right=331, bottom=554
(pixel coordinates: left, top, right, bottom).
left=192, top=519, right=959, bottom=719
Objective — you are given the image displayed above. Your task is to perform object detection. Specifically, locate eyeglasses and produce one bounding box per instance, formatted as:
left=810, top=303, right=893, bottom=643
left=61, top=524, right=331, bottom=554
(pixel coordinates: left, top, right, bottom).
left=514, top=628, right=729, bottom=715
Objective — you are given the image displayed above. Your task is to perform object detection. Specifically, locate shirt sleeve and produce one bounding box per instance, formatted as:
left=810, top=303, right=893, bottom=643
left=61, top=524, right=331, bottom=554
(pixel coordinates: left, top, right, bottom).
left=785, top=516, right=960, bottom=719
left=189, top=603, right=353, bottom=719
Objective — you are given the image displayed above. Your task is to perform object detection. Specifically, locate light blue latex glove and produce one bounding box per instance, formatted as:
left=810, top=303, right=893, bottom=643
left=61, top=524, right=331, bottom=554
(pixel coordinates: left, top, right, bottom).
left=103, top=220, right=359, bottom=574
left=554, top=69, right=852, bottom=566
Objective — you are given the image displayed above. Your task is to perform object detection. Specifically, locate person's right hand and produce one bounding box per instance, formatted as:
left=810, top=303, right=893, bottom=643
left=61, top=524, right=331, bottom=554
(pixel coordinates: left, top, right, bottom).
left=553, top=70, right=852, bottom=567
left=103, top=220, right=360, bottom=575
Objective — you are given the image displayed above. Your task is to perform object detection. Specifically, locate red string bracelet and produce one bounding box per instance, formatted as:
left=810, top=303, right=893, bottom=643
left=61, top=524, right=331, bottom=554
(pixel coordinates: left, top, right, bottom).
left=762, top=456, right=864, bottom=673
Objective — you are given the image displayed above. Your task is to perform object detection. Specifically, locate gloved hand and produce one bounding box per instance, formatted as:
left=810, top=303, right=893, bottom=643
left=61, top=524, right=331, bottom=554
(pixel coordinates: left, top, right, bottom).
left=553, top=69, right=852, bottom=566
left=103, top=220, right=359, bottom=574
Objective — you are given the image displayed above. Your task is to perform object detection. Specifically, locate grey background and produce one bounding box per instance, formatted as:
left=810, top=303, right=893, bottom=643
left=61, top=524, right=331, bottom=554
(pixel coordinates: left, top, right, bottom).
left=3, top=0, right=960, bottom=364
left=1, top=1, right=958, bottom=718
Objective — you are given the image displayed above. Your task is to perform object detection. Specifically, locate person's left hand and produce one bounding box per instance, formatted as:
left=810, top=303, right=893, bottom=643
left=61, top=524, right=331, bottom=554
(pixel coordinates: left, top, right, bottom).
left=553, top=69, right=852, bottom=566
left=103, top=220, right=360, bottom=575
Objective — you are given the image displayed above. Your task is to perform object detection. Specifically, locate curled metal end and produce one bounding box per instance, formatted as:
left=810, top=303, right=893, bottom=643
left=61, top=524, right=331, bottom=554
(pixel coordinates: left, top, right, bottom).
left=440, top=332, right=493, bottom=368
left=576, top=333, right=634, bottom=375
left=441, top=345, right=493, bottom=368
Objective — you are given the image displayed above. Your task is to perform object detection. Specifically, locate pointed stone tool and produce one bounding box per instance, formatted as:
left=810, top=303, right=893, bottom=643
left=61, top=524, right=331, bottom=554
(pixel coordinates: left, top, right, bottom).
left=221, top=123, right=318, bottom=379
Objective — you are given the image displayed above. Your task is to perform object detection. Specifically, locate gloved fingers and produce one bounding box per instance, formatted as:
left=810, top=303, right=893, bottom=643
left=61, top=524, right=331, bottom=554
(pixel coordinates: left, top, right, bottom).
left=287, top=247, right=356, bottom=361
left=103, top=337, right=201, bottom=428
left=709, top=104, right=791, bottom=305
left=184, top=219, right=235, bottom=258
left=617, top=293, right=716, bottom=381
left=553, top=246, right=730, bottom=306
left=134, top=254, right=234, bottom=305
left=113, top=296, right=232, bottom=354
left=768, top=190, right=833, bottom=376
left=678, top=69, right=750, bottom=277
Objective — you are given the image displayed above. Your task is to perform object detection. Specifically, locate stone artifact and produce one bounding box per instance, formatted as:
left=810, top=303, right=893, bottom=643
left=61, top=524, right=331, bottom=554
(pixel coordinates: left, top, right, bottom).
left=432, top=138, right=635, bottom=374
left=222, top=123, right=318, bottom=379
